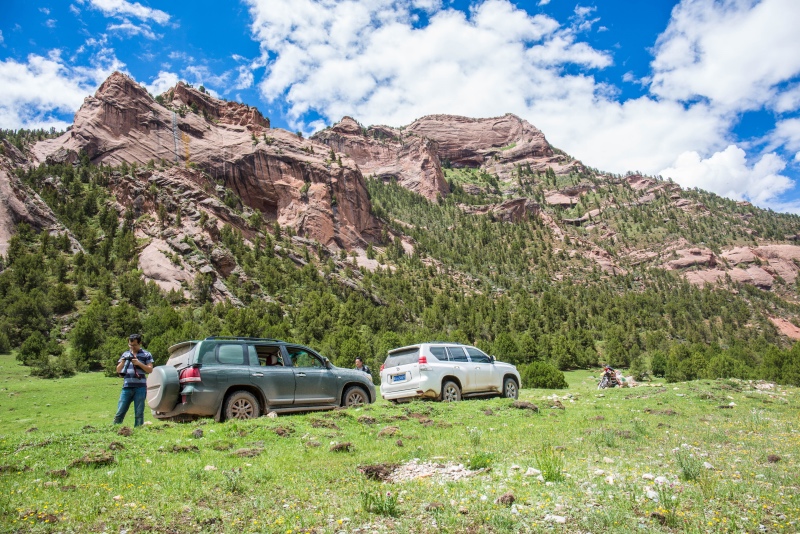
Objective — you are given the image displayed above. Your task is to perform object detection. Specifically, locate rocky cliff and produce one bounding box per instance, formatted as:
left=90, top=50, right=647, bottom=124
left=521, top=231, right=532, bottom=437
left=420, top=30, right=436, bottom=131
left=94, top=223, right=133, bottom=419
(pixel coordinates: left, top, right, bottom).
left=31, top=72, right=381, bottom=251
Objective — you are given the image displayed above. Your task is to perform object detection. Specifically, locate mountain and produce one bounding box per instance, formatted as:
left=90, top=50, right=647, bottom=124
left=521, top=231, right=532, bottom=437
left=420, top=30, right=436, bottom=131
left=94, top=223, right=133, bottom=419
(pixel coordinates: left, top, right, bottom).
left=2, top=71, right=800, bottom=384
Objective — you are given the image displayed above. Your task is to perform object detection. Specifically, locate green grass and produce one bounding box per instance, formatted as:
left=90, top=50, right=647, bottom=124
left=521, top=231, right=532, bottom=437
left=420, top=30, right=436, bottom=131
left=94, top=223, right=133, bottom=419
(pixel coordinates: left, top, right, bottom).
left=0, top=357, right=799, bottom=533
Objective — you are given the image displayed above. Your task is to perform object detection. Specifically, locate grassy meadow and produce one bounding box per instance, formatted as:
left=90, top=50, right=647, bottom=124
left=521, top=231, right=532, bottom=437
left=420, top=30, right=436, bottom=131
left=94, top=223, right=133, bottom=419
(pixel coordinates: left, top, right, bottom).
left=0, top=354, right=798, bottom=533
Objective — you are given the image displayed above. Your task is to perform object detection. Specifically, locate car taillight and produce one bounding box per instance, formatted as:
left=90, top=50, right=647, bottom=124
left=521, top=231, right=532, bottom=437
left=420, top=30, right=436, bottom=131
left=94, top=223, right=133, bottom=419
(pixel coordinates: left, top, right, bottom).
left=380, top=363, right=385, bottom=372
left=418, top=355, right=428, bottom=364
left=179, top=367, right=201, bottom=384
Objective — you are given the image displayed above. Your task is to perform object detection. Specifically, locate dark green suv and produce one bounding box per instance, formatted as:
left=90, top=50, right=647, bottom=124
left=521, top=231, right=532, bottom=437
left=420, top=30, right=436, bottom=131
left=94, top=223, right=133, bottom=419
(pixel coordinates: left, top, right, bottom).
left=146, top=337, right=375, bottom=421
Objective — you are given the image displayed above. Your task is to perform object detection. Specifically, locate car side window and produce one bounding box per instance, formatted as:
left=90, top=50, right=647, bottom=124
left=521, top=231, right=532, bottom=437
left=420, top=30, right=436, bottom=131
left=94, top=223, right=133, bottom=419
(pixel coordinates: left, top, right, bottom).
left=217, top=344, right=246, bottom=365
left=465, top=347, right=491, bottom=363
left=248, top=344, right=284, bottom=366
left=429, top=347, right=448, bottom=361
left=287, top=347, right=323, bottom=368
left=446, top=346, right=468, bottom=362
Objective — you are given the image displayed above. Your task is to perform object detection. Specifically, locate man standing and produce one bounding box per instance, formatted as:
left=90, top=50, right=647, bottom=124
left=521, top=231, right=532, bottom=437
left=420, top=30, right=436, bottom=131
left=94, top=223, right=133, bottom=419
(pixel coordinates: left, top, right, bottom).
left=354, top=357, right=371, bottom=375
left=114, top=334, right=154, bottom=427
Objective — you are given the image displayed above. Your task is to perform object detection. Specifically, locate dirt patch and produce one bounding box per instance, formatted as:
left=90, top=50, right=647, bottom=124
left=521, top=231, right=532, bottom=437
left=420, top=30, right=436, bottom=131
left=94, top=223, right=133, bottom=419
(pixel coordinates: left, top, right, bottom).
left=483, top=409, right=494, bottom=416
left=310, top=419, right=339, bottom=429
left=70, top=452, right=115, bottom=468
left=644, top=409, right=678, bottom=416
left=212, top=442, right=233, bottom=451
left=117, top=426, right=133, bottom=437
left=171, top=444, right=199, bottom=453
left=109, top=441, right=125, bottom=450
left=768, top=455, right=782, bottom=463
left=234, top=448, right=263, bottom=458
left=48, top=469, right=68, bottom=478
left=358, top=416, right=378, bottom=425
left=496, top=492, right=515, bottom=505
left=512, top=401, right=539, bottom=412
left=273, top=427, right=294, bottom=437
left=19, top=510, right=60, bottom=524
left=357, top=463, right=398, bottom=481
left=0, top=464, right=29, bottom=473
left=378, top=426, right=401, bottom=437
left=330, top=442, right=353, bottom=452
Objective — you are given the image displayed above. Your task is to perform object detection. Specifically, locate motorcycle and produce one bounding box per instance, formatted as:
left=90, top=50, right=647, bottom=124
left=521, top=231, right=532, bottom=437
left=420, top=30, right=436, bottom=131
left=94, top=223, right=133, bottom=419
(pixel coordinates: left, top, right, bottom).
left=597, top=366, right=621, bottom=389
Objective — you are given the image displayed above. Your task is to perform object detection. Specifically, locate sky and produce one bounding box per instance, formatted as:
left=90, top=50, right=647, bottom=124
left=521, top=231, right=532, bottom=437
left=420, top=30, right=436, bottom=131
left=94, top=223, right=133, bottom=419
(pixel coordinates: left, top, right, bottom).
left=3, top=0, right=800, bottom=213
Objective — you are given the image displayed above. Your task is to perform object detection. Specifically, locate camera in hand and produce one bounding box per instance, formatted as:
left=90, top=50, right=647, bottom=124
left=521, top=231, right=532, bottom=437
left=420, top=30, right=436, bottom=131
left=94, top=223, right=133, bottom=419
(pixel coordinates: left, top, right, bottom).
left=123, top=354, right=136, bottom=361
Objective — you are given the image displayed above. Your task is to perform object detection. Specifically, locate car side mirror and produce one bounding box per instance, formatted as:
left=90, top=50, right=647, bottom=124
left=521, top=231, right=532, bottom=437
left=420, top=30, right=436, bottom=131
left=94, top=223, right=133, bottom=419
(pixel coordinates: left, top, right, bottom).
left=490, top=355, right=496, bottom=363
left=323, top=357, right=333, bottom=370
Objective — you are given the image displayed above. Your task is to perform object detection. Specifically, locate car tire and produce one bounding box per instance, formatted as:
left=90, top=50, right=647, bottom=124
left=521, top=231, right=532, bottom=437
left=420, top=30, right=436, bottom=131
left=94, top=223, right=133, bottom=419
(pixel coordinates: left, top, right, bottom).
left=224, top=391, right=260, bottom=420
left=342, top=386, right=368, bottom=407
left=502, top=377, right=519, bottom=399
left=440, top=380, right=461, bottom=402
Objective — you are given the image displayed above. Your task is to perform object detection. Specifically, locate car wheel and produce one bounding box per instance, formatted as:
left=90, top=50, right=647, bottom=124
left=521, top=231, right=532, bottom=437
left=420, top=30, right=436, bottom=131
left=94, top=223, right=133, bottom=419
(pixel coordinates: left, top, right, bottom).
left=343, top=386, right=368, bottom=407
left=502, top=377, right=519, bottom=399
left=440, top=380, right=461, bottom=402
left=224, top=391, right=260, bottom=420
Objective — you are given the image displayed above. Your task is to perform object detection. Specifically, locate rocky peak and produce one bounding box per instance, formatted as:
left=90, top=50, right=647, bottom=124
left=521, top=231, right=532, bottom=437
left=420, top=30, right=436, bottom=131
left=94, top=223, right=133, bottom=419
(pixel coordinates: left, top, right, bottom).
left=164, top=83, right=270, bottom=130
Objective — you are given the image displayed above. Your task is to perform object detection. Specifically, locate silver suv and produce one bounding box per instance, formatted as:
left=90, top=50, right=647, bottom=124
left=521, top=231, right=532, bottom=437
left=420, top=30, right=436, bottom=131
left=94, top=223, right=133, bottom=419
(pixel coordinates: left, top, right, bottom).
left=379, top=342, right=520, bottom=402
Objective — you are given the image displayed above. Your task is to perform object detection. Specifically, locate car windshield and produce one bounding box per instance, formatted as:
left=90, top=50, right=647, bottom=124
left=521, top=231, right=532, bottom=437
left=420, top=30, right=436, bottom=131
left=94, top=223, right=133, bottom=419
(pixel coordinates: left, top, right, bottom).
left=384, top=348, right=420, bottom=367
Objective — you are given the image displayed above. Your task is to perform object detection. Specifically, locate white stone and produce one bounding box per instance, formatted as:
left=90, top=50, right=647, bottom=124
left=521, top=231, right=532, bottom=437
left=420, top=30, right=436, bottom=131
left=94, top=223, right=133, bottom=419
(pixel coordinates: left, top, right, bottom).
left=525, top=468, right=542, bottom=476
left=545, top=514, right=567, bottom=524
left=703, top=462, right=714, bottom=470
left=642, top=473, right=654, bottom=480
left=646, top=490, right=658, bottom=501
left=594, top=469, right=605, bottom=476
left=605, top=476, right=614, bottom=485
left=603, top=457, right=614, bottom=464
left=654, top=476, right=668, bottom=485
left=204, top=465, right=217, bottom=471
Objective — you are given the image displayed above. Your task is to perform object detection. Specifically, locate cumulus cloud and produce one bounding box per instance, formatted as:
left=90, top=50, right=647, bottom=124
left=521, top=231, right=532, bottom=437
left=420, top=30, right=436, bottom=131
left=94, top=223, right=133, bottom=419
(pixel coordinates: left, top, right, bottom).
left=769, top=118, right=800, bottom=152
left=248, top=0, right=609, bottom=126
left=650, top=0, right=800, bottom=111
left=143, top=70, right=178, bottom=96
left=85, top=0, right=171, bottom=24
left=660, top=145, right=792, bottom=207
left=0, top=50, right=123, bottom=129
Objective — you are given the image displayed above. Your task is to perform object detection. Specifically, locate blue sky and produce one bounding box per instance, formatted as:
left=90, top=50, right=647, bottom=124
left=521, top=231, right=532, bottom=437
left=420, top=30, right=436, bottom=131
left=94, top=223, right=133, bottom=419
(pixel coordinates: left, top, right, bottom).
left=3, top=0, right=800, bottom=213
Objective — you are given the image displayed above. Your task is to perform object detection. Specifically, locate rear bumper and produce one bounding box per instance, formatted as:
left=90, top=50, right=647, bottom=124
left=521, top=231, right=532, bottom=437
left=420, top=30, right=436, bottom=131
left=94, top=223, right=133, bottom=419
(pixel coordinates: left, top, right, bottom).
left=150, top=386, right=219, bottom=419
left=380, top=376, right=439, bottom=400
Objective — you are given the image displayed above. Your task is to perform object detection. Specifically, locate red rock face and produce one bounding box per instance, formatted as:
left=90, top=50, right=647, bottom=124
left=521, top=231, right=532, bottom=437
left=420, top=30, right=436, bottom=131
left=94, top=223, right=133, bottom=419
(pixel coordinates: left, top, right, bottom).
left=406, top=114, right=575, bottom=180
left=313, top=117, right=448, bottom=201
left=32, top=72, right=380, bottom=250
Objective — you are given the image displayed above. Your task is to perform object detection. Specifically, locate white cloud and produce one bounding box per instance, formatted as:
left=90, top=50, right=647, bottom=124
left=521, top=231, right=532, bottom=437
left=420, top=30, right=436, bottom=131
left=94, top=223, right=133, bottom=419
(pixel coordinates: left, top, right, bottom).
left=773, top=83, right=800, bottom=114
left=538, top=0, right=551, bottom=5
left=70, top=4, right=81, bottom=15
left=660, top=145, right=792, bottom=207
left=769, top=118, right=800, bottom=152
left=107, top=19, right=158, bottom=39
left=248, top=0, right=610, bottom=127
left=650, top=0, right=800, bottom=112
left=0, top=30, right=4, bottom=44
left=87, top=0, right=170, bottom=24
left=45, top=19, right=57, bottom=28
left=234, top=66, right=254, bottom=90
left=0, top=50, right=123, bottom=129
left=144, top=71, right=178, bottom=96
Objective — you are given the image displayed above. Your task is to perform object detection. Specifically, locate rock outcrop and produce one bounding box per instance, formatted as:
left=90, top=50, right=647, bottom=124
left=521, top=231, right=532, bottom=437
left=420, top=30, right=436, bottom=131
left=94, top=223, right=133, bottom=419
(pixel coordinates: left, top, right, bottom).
left=0, top=166, right=66, bottom=255
left=32, top=71, right=381, bottom=250
left=406, top=114, right=576, bottom=180
left=313, top=117, right=448, bottom=201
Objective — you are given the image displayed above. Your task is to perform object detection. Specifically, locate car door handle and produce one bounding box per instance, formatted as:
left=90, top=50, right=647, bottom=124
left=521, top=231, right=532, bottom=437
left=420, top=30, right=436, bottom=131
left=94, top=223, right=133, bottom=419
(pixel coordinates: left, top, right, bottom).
left=251, top=373, right=264, bottom=377
left=296, top=373, right=306, bottom=377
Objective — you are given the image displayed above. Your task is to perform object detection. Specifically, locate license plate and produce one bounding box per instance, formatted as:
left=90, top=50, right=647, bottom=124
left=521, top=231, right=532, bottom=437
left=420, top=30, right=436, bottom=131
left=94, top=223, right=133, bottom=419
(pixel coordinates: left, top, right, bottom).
left=392, top=374, right=406, bottom=383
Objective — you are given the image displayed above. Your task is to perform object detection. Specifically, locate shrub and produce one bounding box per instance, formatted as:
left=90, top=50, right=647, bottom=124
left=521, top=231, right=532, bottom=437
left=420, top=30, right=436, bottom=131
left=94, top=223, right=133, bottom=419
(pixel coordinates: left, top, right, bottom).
left=650, top=350, right=667, bottom=377
left=519, top=361, right=568, bottom=389
left=533, top=444, right=565, bottom=482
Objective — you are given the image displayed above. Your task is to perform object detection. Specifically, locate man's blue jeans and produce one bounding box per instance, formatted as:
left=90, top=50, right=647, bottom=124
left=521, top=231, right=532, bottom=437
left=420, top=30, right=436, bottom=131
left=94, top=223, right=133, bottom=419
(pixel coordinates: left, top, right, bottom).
left=114, top=387, right=146, bottom=427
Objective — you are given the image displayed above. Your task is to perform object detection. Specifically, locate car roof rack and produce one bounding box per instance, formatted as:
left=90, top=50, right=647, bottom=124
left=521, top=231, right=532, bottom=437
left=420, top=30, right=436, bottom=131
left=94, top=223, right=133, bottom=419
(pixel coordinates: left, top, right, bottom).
left=204, top=336, right=285, bottom=342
